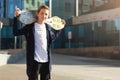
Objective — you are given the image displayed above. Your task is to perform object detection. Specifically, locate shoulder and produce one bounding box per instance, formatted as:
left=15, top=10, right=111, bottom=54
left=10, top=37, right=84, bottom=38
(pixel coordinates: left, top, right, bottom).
left=25, top=22, right=34, bottom=27
left=21, top=22, right=35, bottom=33
left=24, top=22, right=35, bottom=29
left=45, top=23, right=52, bottom=31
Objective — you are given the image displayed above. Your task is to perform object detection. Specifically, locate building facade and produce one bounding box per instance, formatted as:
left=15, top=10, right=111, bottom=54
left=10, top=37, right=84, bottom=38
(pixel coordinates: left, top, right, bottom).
left=0, top=0, right=24, bottom=49
left=24, top=0, right=45, bottom=10
left=0, top=0, right=4, bottom=18
left=52, top=0, right=76, bottom=48
left=0, top=0, right=48, bottom=49
left=1, top=0, right=120, bottom=49
left=52, top=0, right=120, bottom=48
left=69, top=0, right=120, bottom=48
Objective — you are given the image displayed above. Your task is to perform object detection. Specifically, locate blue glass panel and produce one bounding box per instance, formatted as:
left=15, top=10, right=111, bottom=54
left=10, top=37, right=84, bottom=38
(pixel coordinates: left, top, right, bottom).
left=113, top=18, right=120, bottom=30
left=78, top=42, right=84, bottom=48
left=78, top=25, right=84, bottom=37
left=1, top=26, right=13, bottom=38
left=8, top=4, right=14, bottom=18
left=64, top=26, right=71, bottom=38
left=0, top=0, right=4, bottom=17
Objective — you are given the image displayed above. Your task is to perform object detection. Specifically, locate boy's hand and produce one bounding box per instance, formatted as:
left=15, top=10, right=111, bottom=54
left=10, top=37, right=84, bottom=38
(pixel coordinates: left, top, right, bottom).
left=14, top=9, right=21, bottom=17
left=61, top=19, right=66, bottom=25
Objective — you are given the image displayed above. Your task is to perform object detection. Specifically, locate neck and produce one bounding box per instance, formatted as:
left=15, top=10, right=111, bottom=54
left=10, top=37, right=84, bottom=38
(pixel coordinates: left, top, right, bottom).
left=36, top=20, right=45, bottom=24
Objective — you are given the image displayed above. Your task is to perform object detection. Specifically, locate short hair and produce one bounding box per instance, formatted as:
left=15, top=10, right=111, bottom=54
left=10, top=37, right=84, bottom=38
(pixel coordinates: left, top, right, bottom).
left=37, top=5, right=49, bottom=13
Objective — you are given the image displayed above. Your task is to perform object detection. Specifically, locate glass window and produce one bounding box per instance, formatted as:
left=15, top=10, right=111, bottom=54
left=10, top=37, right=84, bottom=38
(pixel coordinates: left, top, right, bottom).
left=32, top=0, right=35, bottom=6
left=98, top=21, right=102, bottom=27
left=63, top=18, right=120, bottom=48
left=113, top=18, right=120, bottom=30
left=79, top=0, right=120, bottom=15
left=95, top=0, right=104, bottom=7
left=45, top=0, right=49, bottom=6
left=8, top=4, right=14, bottom=18
left=78, top=25, right=84, bottom=37
left=1, top=26, right=13, bottom=38
left=1, top=26, right=14, bottom=49
left=0, top=1, right=4, bottom=17
left=65, top=2, right=71, bottom=12
left=0, top=2, right=1, bottom=8
left=82, top=0, right=91, bottom=13
left=26, top=0, right=29, bottom=3
left=65, top=26, right=71, bottom=38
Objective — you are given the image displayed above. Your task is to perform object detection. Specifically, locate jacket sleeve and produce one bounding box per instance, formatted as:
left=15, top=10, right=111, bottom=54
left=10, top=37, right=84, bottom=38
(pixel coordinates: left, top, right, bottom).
left=13, top=17, right=29, bottom=36
left=53, top=30, right=61, bottom=41
left=49, top=28, right=62, bottom=42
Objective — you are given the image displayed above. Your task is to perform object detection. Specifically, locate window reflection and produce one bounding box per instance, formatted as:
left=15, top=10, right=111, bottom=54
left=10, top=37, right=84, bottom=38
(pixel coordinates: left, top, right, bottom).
left=113, top=18, right=120, bottom=30
left=79, top=0, right=120, bottom=15
left=60, top=18, right=120, bottom=48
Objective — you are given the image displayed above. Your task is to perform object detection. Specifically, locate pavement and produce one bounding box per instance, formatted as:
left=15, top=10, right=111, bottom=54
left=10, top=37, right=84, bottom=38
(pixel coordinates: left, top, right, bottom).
left=0, top=51, right=120, bottom=80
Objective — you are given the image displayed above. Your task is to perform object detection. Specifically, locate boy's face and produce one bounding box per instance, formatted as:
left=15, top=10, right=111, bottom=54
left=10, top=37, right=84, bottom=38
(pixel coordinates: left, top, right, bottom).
left=37, top=8, right=49, bottom=23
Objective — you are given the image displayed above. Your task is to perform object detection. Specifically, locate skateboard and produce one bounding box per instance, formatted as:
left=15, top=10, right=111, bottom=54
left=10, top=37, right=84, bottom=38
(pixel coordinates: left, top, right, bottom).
left=16, top=7, right=65, bottom=30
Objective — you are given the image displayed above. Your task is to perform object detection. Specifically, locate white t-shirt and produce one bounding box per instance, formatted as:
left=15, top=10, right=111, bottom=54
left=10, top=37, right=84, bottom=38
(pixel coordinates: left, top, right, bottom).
left=34, top=23, right=48, bottom=63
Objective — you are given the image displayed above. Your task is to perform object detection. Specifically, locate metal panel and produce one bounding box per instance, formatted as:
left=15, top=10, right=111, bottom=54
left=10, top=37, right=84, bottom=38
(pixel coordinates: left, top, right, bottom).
left=72, top=8, right=120, bottom=25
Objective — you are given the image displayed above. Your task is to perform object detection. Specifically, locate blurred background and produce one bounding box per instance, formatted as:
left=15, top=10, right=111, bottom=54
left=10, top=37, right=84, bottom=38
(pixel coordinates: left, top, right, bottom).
left=1, top=1, right=120, bottom=80
left=0, top=0, right=120, bottom=51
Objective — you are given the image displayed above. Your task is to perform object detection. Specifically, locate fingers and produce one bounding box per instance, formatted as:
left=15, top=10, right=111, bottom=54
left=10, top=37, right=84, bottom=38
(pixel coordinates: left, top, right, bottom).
left=61, top=19, right=66, bottom=25
left=14, top=9, right=21, bottom=17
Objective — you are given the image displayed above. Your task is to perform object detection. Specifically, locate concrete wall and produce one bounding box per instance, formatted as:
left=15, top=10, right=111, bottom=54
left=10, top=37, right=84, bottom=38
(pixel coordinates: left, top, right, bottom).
left=52, top=46, right=120, bottom=60
left=0, top=54, right=10, bottom=66
left=0, top=49, right=26, bottom=66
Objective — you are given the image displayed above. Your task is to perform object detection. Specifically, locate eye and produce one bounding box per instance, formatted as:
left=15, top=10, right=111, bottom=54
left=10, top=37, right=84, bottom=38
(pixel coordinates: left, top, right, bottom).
left=45, top=13, right=48, bottom=16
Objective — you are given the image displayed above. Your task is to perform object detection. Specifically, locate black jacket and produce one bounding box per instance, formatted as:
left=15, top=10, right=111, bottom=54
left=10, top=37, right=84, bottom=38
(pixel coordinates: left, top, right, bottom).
left=13, top=17, right=61, bottom=67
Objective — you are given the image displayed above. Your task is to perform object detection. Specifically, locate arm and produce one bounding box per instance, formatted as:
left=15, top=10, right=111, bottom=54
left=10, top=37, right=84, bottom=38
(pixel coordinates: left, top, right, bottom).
left=47, top=19, right=65, bottom=42
left=51, top=19, right=65, bottom=41
left=46, top=23, right=62, bottom=42
left=52, top=30, right=61, bottom=41
left=49, top=27, right=62, bottom=43
left=13, top=17, right=28, bottom=36
left=13, top=9, right=28, bottom=36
